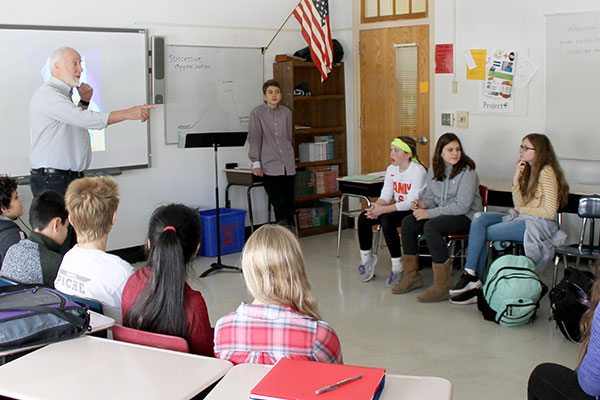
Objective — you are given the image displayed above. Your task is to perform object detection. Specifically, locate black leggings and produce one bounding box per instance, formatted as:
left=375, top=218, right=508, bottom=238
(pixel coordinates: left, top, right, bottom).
left=357, top=210, right=411, bottom=258
left=528, top=363, right=593, bottom=400
left=400, top=214, right=471, bottom=263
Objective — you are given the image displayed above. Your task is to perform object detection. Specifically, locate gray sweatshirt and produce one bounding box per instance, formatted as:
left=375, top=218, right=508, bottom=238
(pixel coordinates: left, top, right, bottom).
left=421, top=166, right=482, bottom=220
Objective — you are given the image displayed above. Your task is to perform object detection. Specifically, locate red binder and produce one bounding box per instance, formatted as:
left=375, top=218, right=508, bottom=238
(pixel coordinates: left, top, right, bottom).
left=250, top=358, right=386, bottom=400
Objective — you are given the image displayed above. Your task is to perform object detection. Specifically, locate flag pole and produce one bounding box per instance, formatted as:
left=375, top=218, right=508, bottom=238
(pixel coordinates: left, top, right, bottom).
left=262, top=6, right=296, bottom=54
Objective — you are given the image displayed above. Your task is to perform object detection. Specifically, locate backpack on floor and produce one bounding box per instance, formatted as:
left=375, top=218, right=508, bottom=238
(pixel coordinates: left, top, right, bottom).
left=477, top=255, right=548, bottom=327
left=0, top=284, right=90, bottom=350
left=549, top=268, right=594, bottom=343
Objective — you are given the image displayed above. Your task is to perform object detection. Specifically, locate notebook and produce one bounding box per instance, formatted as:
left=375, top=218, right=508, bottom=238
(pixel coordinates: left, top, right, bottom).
left=250, top=358, right=386, bottom=400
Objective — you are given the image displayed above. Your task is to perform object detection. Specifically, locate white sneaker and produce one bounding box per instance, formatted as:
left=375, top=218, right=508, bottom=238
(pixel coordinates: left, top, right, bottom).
left=358, top=254, right=377, bottom=282
left=384, top=270, right=403, bottom=288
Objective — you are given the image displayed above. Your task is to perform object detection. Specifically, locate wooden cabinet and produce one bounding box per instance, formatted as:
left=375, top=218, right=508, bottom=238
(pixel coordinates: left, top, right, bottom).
left=273, top=61, right=347, bottom=237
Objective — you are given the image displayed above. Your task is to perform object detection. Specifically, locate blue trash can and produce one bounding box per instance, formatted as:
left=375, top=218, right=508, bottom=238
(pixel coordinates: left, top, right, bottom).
left=199, top=208, right=246, bottom=257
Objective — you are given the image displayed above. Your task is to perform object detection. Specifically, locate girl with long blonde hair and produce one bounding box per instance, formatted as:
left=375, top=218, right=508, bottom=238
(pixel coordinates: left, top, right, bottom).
left=214, top=224, right=343, bottom=365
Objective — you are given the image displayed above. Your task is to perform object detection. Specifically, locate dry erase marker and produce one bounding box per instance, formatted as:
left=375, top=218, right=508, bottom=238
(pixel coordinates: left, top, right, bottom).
left=315, top=374, right=363, bottom=395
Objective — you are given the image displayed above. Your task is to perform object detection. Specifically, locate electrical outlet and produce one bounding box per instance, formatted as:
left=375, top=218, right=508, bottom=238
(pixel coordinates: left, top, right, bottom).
left=456, top=111, right=469, bottom=128
left=441, top=113, right=454, bottom=126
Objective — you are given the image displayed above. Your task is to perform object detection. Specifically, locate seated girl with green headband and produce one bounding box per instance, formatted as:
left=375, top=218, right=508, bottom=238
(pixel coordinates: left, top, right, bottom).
left=357, top=136, right=427, bottom=288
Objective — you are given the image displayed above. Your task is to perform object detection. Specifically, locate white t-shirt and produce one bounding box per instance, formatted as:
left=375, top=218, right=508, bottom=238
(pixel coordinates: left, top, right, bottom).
left=379, top=161, right=427, bottom=211
left=54, top=245, right=134, bottom=323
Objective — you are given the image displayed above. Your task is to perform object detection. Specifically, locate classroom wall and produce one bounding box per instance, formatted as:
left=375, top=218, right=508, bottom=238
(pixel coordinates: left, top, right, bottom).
left=433, top=0, right=600, bottom=239
left=434, top=0, right=600, bottom=184
left=2, top=1, right=354, bottom=250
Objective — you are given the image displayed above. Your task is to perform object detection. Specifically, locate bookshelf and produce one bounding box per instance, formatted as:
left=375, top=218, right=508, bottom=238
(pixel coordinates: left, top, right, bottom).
left=273, top=61, right=347, bottom=237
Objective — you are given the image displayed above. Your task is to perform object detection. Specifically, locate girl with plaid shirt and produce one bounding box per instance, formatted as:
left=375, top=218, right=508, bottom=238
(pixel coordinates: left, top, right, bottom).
left=214, top=224, right=343, bottom=365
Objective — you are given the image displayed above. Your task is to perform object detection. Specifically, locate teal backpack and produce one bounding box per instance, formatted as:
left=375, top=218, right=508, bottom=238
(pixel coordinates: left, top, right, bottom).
left=477, top=255, right=548, bottom=327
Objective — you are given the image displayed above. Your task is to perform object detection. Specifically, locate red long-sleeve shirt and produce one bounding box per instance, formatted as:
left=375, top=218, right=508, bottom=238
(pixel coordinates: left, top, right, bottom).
left=122, top=267, right=214, bottom=357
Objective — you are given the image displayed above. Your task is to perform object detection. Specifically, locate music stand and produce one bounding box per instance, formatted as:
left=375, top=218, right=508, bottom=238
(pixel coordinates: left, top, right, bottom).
left=179, top=131, right=248, bottom=277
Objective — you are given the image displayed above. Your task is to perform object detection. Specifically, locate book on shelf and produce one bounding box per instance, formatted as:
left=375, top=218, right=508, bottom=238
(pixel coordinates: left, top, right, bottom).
left=250, top=358, right=386, bottom=400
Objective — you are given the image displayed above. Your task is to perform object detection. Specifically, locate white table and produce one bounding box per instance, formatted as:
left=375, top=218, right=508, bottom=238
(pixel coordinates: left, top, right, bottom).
left=0, top=336, right=233, bottom=400
left=0, top=310, right=114, bottom=360
left=204, top=363, right=453, bottom=400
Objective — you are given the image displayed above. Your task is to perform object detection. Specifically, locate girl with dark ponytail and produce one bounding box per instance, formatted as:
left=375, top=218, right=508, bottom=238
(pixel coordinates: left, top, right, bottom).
left=122, top=204, right=213, bottom=356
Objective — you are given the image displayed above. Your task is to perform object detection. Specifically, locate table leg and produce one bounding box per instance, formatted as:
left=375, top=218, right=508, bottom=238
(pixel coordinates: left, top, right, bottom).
left=247, top=186, right=255, bottom=233
left=337, top=193, right=348, bottom=258
left=225, top=184, right=232, bottom=208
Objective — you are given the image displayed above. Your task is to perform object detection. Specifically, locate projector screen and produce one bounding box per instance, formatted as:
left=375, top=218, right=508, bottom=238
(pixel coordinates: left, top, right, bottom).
left=0, top=25, right=150, bottom=178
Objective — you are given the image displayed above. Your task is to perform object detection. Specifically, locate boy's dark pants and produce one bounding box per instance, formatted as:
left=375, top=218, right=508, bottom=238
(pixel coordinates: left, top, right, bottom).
left=263, top=174, right=296, bottom=226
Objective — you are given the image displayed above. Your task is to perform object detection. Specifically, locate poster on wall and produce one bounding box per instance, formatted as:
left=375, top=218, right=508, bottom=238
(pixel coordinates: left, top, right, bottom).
left=478, top=48, right=517, bottom=113
left=435, top=44, right=454, bottom=73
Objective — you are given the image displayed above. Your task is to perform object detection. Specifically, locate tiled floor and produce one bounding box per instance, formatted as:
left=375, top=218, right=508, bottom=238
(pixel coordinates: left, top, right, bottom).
left=187, top=229, right=578, bottom=400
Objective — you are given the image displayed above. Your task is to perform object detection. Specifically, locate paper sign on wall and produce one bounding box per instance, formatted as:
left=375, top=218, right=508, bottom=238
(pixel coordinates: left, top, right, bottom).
left=479, top=49, right=517, bottom=113
left=435, top=44, right=454, bottom=74
left=513, top=55, right=538, bottom=90
left=484, top=49, right=517, bottom=99
left=466, top=49, right=486, bottom=80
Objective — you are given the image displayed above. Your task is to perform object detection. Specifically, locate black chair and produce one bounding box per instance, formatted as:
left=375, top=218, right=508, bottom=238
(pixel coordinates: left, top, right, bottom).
left=552, top=196, right=600, bottom=288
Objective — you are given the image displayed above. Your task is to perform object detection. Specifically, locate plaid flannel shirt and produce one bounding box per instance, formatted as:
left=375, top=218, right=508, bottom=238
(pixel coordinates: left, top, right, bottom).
left=214, top=302, right=343, bottom=365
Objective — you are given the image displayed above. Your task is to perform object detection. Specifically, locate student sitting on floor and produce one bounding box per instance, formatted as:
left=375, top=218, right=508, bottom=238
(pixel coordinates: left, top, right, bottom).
left=449, top=133, right=569, bottom=305
left=1, top=190, right=68, bottom=286
left=392, top=132, right=482, bottom=302
left=214, top=224, right=343, bottom=365
left=54, top=176, right=133, bottom=323
left=122, top=204, right=214, bottom=357
left=357, top=136, right=427, bottom=287
left=528, top=268, right=600, bottom=400
left=0, top=176, right=26, bottom=265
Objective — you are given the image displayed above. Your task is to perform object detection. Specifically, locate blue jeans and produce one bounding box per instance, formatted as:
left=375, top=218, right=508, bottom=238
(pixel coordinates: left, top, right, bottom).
left=464, top=212, right=526, bottom=280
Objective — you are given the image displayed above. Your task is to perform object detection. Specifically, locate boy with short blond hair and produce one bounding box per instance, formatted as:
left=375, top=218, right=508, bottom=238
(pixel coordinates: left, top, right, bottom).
left=54, top=176, right=133, bottom=322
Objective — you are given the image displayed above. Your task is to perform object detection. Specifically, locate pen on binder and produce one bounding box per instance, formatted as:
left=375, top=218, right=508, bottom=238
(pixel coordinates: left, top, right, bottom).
left=315, top=374, right=363, bottom=395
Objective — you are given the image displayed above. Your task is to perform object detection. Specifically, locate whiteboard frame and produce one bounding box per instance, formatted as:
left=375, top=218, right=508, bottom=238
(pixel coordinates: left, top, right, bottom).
left=163, top=44, right=264, bottom=145
left=0, top=24, right=152, bottom=179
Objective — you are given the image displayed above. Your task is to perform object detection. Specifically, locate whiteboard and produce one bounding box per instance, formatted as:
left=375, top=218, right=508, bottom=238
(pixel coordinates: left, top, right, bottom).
left=164, top=45, right=263, bottom=144
left=546, top=12, right=600, bottom=161
left=0, top=25, right=150, bottom=177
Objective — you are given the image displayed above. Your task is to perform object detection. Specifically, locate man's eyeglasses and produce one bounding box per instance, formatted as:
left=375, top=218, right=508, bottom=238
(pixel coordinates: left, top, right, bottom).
left=519, top=145, right=535, bottom=151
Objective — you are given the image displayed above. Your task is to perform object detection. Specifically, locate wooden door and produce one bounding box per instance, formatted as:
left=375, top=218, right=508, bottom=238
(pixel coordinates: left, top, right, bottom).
left=359, top=25, right=430, bottom=173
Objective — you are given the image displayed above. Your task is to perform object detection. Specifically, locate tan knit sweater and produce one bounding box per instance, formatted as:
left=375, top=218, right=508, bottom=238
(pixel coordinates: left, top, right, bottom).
left=512, top=165, right=559, bottom=219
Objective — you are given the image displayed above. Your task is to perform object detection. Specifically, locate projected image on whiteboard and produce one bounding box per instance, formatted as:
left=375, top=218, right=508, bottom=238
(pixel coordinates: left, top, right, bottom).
left=36, top=49, right=106, bottom=152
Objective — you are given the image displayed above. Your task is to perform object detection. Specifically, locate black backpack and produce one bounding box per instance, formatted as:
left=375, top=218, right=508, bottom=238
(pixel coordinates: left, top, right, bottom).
left=0, top=284, right=90, bottom=350
left=549, top=268, right=595, bottom=343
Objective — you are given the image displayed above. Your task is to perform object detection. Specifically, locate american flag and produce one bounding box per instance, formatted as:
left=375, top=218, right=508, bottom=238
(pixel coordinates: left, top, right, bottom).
left=293, top=0, right=333, bottom=81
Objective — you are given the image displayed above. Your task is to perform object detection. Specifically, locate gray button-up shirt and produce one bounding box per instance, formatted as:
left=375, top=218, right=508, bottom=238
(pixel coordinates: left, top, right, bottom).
left=29, top=77, right=110, bottom=172
left=247, top=103, right=296, bottom=176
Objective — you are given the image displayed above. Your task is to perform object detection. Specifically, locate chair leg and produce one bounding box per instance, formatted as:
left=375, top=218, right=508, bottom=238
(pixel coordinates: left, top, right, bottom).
left=552, top=254, right=560, bottom=288
left=448, top=240, right=456, bottom=268
left=373, top=225, right=381, bottom=255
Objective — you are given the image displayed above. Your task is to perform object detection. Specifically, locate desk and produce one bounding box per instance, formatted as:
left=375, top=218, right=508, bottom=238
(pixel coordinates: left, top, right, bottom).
left=224, top=168, right=270, bottom=232
left=336, top=177, right=384, bottom=257
left=0, top=336, right=233, bottom=400
left=0, top=310, right=114, bottom=362
left=204, top=363, right=452, bottom=400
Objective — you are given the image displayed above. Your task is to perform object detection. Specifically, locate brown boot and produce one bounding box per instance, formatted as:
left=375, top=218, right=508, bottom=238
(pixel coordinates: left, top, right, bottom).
left=391, top=255, right=423, bottom=294
left=418, top=260, right=452, bottom=303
